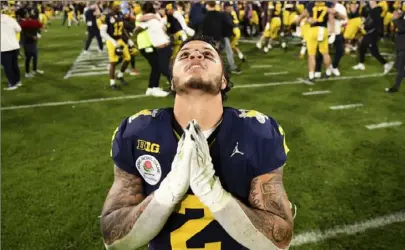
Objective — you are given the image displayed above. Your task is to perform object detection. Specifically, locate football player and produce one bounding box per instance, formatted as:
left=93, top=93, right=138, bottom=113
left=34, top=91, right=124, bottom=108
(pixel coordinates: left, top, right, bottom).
left=223, top=2, right=245, bottom=62
left=165, top=2, right=195, bottom=61
left=343, top=1, right=364, bottom=54
left=100, top=36, right=295, bottom=250
left=100, top=1, right=132, bottom=90
left=257, top=1, right=283, bottom=52
left=296, top=1, right=336, bottom=81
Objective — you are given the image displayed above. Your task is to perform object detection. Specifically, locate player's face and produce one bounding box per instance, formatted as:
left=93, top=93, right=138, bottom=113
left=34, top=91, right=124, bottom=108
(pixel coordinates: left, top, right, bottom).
left=172, top=41, right=225, bottom=95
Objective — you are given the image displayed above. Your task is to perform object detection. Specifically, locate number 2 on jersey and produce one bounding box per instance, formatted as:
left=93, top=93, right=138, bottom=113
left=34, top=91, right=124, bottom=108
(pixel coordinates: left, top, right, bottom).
left=312, top=6, right=328, bottom=22
left=170, top=195, right=221, bottom=250
left=113, top=21, right=123, bottom=36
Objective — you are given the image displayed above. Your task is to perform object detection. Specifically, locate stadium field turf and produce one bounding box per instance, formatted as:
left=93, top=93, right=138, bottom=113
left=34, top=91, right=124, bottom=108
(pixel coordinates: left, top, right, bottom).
left=2, top=24, right=405, bottom=250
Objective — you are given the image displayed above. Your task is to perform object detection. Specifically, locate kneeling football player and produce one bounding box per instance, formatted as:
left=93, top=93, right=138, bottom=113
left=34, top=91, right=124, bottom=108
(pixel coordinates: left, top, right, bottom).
left=100, top=35, right=295, bottom=250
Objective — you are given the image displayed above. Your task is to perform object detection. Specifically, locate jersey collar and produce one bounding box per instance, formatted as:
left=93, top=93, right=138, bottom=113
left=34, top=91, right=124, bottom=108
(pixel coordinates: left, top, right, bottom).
left=170, top=108, right=221, bottom=147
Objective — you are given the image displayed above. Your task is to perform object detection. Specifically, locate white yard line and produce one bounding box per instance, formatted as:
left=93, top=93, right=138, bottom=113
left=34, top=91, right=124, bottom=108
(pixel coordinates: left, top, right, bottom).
left=365, top=121, right=402, bottom=130
left=297, top=77, right=314, bottom=85
left=291, top=211, right=405, bottom=246
left=64, top=71, right=108, bottom=78
left=234, top=79, right=300, bottom=89
left=1, top=94, right=147, bottom=111
left=329, top=103, right=363, bottom=110
left=264, top=71, right=289, bottom=76
left=235, top=72, right=395, bottom=89
left=251, top=65, right=273, bottom=68
left=302, top=90, right=331, bottom=96
left=1, top=73, right=396, bottom=111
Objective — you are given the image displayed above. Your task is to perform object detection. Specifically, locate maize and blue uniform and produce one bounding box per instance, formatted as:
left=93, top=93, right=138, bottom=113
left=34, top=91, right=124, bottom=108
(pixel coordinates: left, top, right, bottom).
left=111, top=107, right=289, bottom=250
left=103, top=12, right=130, bottom=63
left=306, top=1, right=333, bottom=56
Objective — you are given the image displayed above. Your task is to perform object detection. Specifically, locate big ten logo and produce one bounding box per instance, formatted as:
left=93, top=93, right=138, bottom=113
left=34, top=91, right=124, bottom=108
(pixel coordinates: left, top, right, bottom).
left=137, top=140, right=160, bottom=153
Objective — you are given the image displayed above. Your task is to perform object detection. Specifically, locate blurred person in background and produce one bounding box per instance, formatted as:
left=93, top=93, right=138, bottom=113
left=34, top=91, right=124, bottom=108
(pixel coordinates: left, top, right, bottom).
left=352, top=1, right=394, bottom=74
left=100, top=1, right=132, bottom=90
left=295, top=1, right=336, bottom=81
left=19, top=9, right=44, bottom=78
left=386, top=8, right=405, bottom=93
left=83, top=3, right=103, bottom=54
left=202, top=1, right=241, bottom=74
left=314, top=0, right=348, bottom=78
left=135, top=2, right=171, bottom=97
left=1, top=11, right=22, bottom=90
left=164, top=2, right=195, bottom=61
left=123, top=7, right=140, bottom=76
left=224, top=1, right=245, bottom=62
left=189, top=0, right=206, bottom=35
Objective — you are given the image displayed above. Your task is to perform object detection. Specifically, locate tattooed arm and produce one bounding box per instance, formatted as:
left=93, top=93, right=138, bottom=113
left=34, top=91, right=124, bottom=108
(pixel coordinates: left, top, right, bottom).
left=239, top=167, right=293, bottom=248
left=212, top=167, right=293, bottom=250
left=100, top=166, right=176, bottom=249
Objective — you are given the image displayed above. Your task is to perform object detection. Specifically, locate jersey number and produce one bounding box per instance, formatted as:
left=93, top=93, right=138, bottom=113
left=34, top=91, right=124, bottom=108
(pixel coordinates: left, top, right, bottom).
left=312, top=6, right=328, bottom=22
left=113, top=21, right=123, bottom=36
left=170, top=195, right=221, bottom=249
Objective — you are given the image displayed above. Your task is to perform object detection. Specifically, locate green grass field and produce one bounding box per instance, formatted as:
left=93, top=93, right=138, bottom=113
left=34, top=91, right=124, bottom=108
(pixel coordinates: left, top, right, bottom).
left=2, top=23, right=405, bottom=250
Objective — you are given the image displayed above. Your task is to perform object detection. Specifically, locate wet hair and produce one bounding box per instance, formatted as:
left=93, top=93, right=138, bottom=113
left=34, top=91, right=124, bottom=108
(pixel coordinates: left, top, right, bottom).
left=170, top=35, right=233, bottom=102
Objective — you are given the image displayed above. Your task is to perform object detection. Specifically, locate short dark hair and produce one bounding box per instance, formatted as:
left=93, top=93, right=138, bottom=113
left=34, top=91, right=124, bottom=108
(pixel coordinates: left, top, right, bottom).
left=206, top=1, right=216, bottom=8
left=170, top=35, right=233, bottom=102
left=142, top=2, right=156, bottom=14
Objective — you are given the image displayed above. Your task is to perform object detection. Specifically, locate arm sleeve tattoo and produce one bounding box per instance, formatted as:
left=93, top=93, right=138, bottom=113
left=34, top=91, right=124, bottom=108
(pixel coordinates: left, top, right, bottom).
left=242, top=168, right=293, bottom=247
left=100, top=166, right=150, bottom=245
left=212, top=167, right=293, bottom=250
left=100, top=166, right=174, bottom=248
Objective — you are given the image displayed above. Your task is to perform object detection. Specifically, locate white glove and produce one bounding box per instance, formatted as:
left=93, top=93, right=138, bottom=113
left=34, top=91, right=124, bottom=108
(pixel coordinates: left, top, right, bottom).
left=188, top=120, right=231, bottom=212
left=154, top=122, right=195, bottom=206
left=128, top=39, right=134, bottom=47
left=37, top=33, right=41, bottom=39
left=328, top=33, right=336, bottom=44
left=181, top=32, right=188, bottom=42
left=185, top=27, right=195, bottom=37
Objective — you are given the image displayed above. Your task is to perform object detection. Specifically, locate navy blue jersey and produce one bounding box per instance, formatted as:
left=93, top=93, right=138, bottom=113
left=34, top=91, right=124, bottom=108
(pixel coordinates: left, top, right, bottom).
left=104, top=12, right=124, bottom=39
left=111, top=107, right=289, bottom=250
left=306, top=1, right=333, bottom=27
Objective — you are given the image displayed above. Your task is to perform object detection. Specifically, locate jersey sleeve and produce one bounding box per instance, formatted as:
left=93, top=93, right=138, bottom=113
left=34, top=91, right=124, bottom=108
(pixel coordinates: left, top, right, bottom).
left=253, top=117, right=289, bottom=177
left=110, top=118, right=138, bottom=175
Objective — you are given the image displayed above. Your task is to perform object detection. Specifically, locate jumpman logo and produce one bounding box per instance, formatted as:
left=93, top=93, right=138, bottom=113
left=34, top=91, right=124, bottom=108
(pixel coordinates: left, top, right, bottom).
left=230, top=142, right=244, bottom=157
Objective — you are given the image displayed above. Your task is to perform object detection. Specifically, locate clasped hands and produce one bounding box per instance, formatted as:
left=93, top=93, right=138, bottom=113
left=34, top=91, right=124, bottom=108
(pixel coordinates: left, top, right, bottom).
left=155, top=120, right=230, bottom=212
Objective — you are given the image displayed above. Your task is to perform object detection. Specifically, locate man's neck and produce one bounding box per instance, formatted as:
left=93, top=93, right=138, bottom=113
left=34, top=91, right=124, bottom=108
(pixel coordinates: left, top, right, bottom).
left=173, top=94, right=223, bottom=131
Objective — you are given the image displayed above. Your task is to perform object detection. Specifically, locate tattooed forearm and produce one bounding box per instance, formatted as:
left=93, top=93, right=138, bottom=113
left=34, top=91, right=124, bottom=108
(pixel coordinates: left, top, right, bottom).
left=101, top=196, right=153, bottom=245
left=238, top=201, right=291, bottom=244
left=241, top=168, right=293, bottom=248
left=100, top=166, right=150, bottom=245
left=250, top=172, right=289, bottom=219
